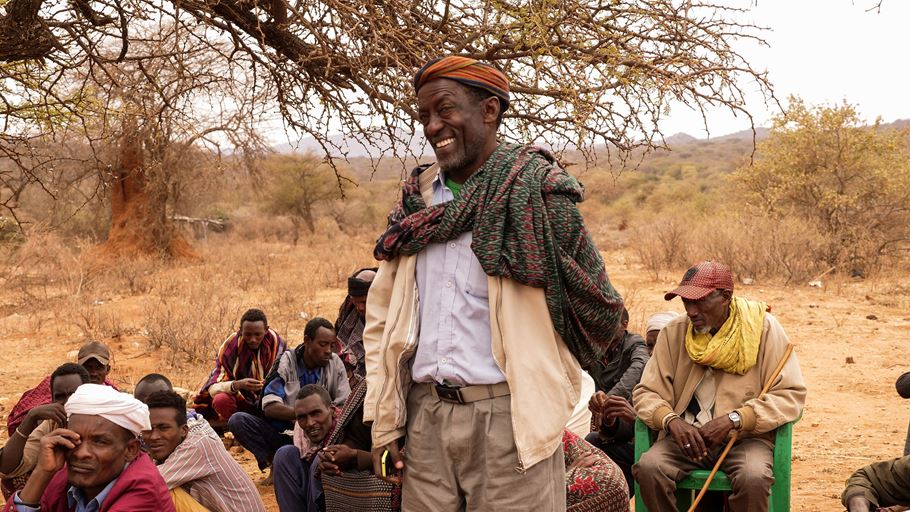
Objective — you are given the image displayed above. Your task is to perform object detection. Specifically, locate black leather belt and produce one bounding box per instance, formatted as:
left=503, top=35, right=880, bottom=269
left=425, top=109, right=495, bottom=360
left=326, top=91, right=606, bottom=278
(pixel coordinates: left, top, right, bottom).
left=428, top=382, right=511, bottom=404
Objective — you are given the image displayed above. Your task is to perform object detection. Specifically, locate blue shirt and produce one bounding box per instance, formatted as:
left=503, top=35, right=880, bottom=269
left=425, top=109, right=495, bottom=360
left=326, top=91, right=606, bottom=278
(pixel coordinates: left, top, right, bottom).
left=411, top=169, right=507, bottom=386
left=262, top=358, right=323, bottom=431
left=14, top=475, right=119, bottom=512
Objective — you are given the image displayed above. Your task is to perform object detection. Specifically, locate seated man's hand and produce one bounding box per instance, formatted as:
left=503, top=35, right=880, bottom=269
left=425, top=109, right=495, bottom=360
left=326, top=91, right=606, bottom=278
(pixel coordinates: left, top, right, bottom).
left=568, top=451, right=599, bottom=470
left=697, top=415, right=735, bottom=448
left=37, top=429, right=81, bottom=474
left=25, top=403, right=67, bottom=429
left=320, top=444, right=358, bottom=475
left=371, top=442, right=404, bottom=484
left=601, top=395, right=636, bottom=424
left=666, top=417, right=708, bottom=461
left=234, top=378, right=263, bottom=393
left=588, top=391, right=608, bottom=416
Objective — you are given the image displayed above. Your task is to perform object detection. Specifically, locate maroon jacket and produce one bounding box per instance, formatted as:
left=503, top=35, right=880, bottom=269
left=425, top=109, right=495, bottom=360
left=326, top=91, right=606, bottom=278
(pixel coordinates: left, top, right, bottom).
left=3, top=453, right=175, bottom=512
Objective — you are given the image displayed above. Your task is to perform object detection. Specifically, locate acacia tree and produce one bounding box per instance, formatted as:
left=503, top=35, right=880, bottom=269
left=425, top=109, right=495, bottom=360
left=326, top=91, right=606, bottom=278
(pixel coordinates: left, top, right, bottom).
left=2, top=0, right=776, bottom=256
left=263, top=153, right=343, bottom=244
left=735, top=97, right=910, bottom=271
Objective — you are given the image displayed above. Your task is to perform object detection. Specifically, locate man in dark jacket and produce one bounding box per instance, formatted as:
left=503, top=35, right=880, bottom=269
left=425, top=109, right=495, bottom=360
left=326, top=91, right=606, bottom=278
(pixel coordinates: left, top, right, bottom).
left=899, top=371, right=910, bottom=456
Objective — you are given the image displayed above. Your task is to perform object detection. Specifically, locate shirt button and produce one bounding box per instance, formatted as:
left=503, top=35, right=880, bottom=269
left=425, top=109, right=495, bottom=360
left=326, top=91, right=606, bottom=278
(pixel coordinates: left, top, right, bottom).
left=446, top=281, right=453, bottom=288
left=449, top=242, right=456, bottom=248
left=441, top=358, right=447, bottom=364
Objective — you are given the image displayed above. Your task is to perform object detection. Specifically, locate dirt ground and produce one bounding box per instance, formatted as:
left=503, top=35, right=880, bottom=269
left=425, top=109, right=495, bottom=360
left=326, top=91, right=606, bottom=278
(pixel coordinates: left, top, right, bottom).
left=0, top=245, right=908, bottom=511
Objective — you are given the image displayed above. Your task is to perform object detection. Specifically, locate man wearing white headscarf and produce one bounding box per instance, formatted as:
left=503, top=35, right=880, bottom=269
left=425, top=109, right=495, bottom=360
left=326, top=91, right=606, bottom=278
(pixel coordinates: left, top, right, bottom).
left=645, top=312, right=679, bottom=355
left=5, top=384, right=175, bottom=512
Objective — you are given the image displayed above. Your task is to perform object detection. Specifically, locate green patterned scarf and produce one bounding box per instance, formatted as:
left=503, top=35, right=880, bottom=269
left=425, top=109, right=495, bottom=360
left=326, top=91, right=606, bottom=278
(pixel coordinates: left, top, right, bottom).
left=374, top=142, right=624, bottom=368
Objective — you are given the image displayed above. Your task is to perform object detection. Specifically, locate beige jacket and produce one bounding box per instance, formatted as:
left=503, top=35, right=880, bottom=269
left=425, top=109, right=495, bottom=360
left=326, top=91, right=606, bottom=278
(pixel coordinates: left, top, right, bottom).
left=633, top=312, right=805, bottom=438
left=363, top=165, right=583, bottom=471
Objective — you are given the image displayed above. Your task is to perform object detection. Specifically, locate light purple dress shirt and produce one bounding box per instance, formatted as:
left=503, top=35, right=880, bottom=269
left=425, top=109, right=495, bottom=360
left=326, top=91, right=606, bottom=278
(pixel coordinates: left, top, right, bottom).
left=411, top=170, right=507, bottom=386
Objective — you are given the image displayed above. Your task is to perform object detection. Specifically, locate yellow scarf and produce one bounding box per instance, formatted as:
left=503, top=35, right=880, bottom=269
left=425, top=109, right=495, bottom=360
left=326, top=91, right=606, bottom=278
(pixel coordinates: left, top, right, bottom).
left=685, top=296, right=766, bottom=375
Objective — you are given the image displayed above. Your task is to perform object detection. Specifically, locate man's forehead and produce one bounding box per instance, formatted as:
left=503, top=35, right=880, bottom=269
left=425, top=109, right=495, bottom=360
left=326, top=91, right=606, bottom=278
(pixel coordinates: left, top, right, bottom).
left=295, top=395, right=328, bottom=414
left=69, top=413, right=127, bottom=436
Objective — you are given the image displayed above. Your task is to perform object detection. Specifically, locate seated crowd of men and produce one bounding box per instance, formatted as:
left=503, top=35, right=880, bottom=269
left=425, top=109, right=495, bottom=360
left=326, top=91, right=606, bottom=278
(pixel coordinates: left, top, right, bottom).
left=2, top=259, right=909, bottom=511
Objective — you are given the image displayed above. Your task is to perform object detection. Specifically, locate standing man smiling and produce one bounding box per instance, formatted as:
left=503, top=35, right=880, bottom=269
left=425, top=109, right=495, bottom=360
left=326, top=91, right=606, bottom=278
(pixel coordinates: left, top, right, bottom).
left=365, top=56, right=624, bottom=511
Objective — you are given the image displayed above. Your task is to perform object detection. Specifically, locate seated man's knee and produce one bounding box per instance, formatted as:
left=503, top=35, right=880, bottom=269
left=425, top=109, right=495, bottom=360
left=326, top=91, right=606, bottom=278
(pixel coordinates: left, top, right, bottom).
left=632, top=447, right=664, bottom=482
left=729, top=459, right=773, bottom=495
left=273, top=444, right=300, bottom=468
left=227, top=411, right=253, bottom=432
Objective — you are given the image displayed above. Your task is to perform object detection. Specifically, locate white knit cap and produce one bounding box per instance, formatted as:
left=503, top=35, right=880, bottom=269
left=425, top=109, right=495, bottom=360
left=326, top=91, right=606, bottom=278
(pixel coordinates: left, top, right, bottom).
left=646, top=311, right=680, bottom=333
left=65, top=384, right=150, bottom=435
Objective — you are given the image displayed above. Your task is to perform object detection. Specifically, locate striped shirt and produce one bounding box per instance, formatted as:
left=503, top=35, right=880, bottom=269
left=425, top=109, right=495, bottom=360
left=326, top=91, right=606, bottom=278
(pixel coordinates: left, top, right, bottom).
left=157, top=429, right=266, bottom=512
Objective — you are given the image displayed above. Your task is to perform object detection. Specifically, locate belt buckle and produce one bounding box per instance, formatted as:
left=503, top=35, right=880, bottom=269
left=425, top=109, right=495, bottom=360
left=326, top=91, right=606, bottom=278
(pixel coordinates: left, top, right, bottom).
left=434, top=384, right=464, bottom=404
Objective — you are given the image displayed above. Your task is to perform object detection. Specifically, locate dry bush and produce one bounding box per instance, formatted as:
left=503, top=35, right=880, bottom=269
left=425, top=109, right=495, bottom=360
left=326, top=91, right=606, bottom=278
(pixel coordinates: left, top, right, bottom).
left=143, top=280, right=243, bottom=366
left=74, top=302, right=127, bottom=340
left=632, top=211, right=829, bottom=284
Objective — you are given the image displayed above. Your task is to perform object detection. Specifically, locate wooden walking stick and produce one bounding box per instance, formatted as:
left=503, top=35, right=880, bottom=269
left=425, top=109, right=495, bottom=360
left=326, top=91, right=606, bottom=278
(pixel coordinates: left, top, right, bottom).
left=687, top=343, right=795, bottom=512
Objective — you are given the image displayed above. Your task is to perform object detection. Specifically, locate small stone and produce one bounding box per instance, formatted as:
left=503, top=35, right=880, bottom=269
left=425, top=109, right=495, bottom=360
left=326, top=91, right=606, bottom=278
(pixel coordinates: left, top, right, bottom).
left=866, top=314, right=878, bottom=320
left=845, top=357, right=855, bottom=364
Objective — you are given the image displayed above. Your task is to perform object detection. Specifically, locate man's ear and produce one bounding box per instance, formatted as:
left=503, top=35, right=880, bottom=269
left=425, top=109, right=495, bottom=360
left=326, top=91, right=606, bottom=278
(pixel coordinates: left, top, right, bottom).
left=180, top=424, right=189, bottom=439
left=481, top=96, right=501, bottom=125
left=125, top=437, right=141, bottom=462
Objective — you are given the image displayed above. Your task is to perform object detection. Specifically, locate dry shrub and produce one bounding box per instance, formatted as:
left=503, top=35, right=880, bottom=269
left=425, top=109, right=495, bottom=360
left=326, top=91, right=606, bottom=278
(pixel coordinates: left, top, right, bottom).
left=632, top=211, right=828, bottom=284
left=143, top=280, right=243, bottom=366
left=74, top=302, right=127, bottom=340
left=0, top=230, right=92, bottom=306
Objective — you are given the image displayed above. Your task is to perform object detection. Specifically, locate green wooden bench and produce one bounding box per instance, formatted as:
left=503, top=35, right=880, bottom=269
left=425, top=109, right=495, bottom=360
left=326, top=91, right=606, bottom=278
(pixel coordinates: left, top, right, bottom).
left=633, top=418, right=795, bottom=511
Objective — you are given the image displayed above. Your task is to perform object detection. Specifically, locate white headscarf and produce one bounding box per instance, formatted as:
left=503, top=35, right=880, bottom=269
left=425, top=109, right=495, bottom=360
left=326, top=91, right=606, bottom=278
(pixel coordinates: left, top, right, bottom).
left=646, top=311, right=680, bottom=333
left=65, top=384, right=150, bottom=436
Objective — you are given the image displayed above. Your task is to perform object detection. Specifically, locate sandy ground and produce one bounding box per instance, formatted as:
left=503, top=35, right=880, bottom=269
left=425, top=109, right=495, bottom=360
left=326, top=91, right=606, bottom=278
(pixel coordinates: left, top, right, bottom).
left=0, top=248, right=908, bottom=511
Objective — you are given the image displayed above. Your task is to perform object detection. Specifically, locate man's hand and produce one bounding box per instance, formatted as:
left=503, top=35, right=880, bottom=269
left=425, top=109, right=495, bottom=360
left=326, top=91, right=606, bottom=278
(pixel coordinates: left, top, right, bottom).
left=24, top=403, right=67, bottom=430
left=319, top=444, right=358, bottom=475
left=36, top=429, right=80, bottom=474
left=601, top=395, right=636, bottom=424
left=588, top=391, right=608, bottom=416
left=371, top=442, right=404, bottom=484
left=666, top=417, right=708, bottom=461
left=234, top=378, right=263, bottom=393
left=697, top=415, right=736, bottom=448
left=567, top=451, right=598, bottom=470
left=846, top=495, right=872, bottom=512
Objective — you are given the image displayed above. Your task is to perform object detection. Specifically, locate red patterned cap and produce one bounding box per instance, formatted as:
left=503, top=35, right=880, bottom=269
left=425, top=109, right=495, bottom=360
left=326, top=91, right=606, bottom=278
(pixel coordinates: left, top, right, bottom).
left=664, top=261, right=734, bottom=301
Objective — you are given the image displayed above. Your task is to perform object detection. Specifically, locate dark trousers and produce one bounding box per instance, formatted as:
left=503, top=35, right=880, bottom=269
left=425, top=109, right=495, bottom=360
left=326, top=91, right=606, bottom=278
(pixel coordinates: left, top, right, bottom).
left=584, top=432, right=635, bottom=497
left=273, top=444, right=323, bottom=512
left=905, top=419, right=910, bottom=456
left=228, top=412, right=292, bottom=470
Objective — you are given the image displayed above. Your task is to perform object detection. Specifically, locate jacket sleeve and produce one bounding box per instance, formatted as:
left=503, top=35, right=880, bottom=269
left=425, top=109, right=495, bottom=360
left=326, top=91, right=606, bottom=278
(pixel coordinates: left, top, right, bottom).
left=606, top=335, right=649, bottom=401
left=737, top=315, right=806, bottom=434
left=362, top=259, right=398, bottom=424
left=841, top=455, right=910, bottom=508
left=897, top=372, right=910, bottom=398
left=632, top=327, right=678, bottom=431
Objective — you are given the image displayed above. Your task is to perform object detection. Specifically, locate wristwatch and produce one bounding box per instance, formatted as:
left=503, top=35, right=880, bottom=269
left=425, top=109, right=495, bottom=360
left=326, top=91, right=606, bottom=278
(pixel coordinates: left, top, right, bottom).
left=728, top=411, right=742, bottom=430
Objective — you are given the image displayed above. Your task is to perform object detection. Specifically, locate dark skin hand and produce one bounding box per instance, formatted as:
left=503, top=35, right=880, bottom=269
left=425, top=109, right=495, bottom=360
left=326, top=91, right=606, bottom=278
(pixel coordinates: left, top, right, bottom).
left=233, top=378, right=263, bottom=393
left=318, top=444, right=371, bottom=476
left=697, top=415, right=736, bottom=448
left=18, top=429, right=82, bottom=505
left=568, top=451, right=598, bottom=470
left=263, top=402, right=295, bottom=422
left=0, top=404, right=68, bottom=474
left=24, top=403, right=67, bottom=428
left=667, top=417, right=709, bottom=461
left=371, top=441, right=404, bottom=484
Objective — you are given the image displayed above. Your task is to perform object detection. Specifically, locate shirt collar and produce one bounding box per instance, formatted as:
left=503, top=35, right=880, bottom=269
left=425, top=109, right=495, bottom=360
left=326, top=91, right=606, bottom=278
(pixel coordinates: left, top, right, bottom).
left=66, top=474, right=120, bottom=512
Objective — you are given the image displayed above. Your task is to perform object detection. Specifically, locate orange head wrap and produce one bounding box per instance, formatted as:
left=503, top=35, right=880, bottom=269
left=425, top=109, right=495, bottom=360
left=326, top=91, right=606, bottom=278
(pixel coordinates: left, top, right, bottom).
left=413, top=56, right=510, bottom=111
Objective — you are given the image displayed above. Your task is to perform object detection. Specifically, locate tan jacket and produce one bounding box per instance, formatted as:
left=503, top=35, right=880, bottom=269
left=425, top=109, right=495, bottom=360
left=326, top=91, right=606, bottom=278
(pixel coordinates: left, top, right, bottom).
left=363, top=165, right=583, bottom=470
left=633, top=313, right=805, bottom=438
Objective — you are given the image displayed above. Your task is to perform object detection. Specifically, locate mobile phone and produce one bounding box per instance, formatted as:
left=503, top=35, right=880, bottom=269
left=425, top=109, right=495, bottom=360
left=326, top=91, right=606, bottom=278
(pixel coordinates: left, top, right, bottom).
left=380, top=449, right=393, bottom=478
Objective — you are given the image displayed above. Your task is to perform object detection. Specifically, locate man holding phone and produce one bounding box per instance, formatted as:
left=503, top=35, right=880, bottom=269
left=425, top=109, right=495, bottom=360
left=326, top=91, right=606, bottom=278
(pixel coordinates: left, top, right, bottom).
left=4, top=384, right=174, bottom=511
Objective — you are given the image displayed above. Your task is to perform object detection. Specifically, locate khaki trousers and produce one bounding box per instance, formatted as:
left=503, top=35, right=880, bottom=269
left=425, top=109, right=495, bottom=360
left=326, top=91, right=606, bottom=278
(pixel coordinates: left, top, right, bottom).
left=402, top=383, right=566, bottom=512
left=632, top=436, right=774, bottom=512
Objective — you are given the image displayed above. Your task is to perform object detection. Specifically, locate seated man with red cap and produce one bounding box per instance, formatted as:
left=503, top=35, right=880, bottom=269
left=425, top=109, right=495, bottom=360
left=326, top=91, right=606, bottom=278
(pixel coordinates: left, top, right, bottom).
left=4, top=384, right=174, bottom=512
left=633, top=261, right=807, bottom=512
left=366, top=55, right=624, bottom=511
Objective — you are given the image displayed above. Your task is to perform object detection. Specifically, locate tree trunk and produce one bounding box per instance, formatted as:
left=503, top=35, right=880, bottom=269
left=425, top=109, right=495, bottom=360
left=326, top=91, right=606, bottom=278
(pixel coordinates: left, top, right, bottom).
left=95, top=118, right=196, bottom=259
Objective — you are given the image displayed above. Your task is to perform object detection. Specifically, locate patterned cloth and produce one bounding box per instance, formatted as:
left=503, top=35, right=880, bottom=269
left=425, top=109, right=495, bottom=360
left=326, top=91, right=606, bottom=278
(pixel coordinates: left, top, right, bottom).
left=374, top=142, right=624, bottom=368
left=413, top=56, right=510, bottom=109
left=563, top=430, right=630, bottom=512
left=335, top=297, right=366, bottom=377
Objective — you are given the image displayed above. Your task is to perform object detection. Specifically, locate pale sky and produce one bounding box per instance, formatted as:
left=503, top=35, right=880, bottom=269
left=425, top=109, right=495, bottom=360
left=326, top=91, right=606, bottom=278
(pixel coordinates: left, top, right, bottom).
left=662, top=0, right=910, bottom=138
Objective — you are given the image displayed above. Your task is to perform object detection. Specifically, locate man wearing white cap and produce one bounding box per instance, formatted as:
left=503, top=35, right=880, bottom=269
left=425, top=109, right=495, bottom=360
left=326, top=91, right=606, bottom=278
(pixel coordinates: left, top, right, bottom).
left=5, top=384, right=175, bottom=512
